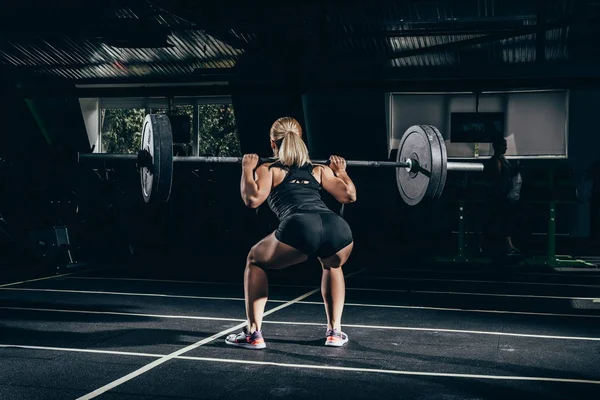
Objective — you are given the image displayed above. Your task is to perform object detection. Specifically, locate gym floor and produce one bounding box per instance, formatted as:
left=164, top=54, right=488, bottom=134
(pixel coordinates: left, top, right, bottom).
left=1, top=259, right=600, bottom=400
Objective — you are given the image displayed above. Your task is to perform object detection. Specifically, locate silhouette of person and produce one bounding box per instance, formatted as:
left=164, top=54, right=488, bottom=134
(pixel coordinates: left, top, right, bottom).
left=481, top=136, right=521, bottom=255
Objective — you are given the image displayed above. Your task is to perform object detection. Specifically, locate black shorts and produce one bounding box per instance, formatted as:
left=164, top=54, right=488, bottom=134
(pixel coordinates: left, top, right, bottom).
left=275, top=212, right=353, bottom=258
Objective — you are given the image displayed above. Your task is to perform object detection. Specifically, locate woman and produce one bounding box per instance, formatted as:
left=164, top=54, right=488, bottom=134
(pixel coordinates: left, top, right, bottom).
left=225, top=117, right=357, bottom=349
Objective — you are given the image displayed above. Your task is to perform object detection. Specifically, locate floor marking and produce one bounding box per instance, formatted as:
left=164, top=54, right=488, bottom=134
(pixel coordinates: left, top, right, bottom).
left=7, top=285, right=598, bottom=301
left=75, top=289, right=318, bottom=399
left=0, top=306, right=247, bottom=322
left=58, top=277, right=600, bottom=301
left=0, top=287, right=254, bottom=302
left=174, top=355, right=600, bottom=385
left=68, top=276, right=315, bottom=289
left=386, top=268, right=600, bottom=277
left=264, top=320, right=600, bottom=341
left=0, top=344, right=160, bottom=358
left=337, top=302, right=600, bottom=319
left=2, top=290, right=599, bottom=319
left=347, top=288, right=600, bottom=301
left=359, top=276, right=600, bottom=289
left=76, top=268, right=365, bottom=399
left=411, top=290, right=599, bottom=301
left=4, top=305, right=600, bottom=341
left=333, top=324, right=600, bottom=341
left=1, top=344, right=599, bottom=386
left=70, top=276, right=256, bottom=286
left=553, top=267, right=600, bottom=272
left=0, top=272, right=77, bottom=288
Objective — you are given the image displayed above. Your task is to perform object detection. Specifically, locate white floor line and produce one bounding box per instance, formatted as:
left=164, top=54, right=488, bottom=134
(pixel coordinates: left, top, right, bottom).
left=76, top=268, right=365, bottom=399
left=347, top=287, right=600, bottom=301
left=0, top=306, right=247, bottom=322
left=411, top=290, right=599, bottom=301
left=1, top=343, right=599, bottom=386
left=553, top=267, right=600, bottom=272
left=0, top=287, right=254, bottom=302
left=386, top=268, right=600, bottom=277
left=68, top=276, right=314, bottom=289
left=335, top=324, right=600, bottom=341
left=2, top=288, right=599, bottom=319
left=360, top=276, right=600, bottom=289
left=75, top=289, right=319, bottom=400
left=59, top=276, right=600, bottom=301
left=0, top=272, right=77, bottom=288
left=264, top=320, right=600, bottom=341
left=0, top=344, right=160, bottom=358
left=70, top=276, right=252, bottom=285
left=3, top=305, right=600, bottom=341
left=174, top=355, right=600, bottom=385
left=337, top=302, right=600, bottom=319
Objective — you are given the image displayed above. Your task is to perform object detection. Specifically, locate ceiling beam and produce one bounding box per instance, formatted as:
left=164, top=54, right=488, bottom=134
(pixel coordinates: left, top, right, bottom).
left=8, top=62, right=600, bottom=98
left=388, top=18, right=570, bottom=60
left=3, top=59, right=237, bottom=73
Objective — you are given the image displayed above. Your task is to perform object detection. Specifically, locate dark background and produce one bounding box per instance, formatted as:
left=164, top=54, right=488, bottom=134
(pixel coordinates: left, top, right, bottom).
left=1, top=0, right=600, bottom=276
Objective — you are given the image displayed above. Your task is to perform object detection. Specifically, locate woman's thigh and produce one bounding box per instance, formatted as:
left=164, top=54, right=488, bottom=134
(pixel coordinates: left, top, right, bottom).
left=248, top=232, right=308, bottom=270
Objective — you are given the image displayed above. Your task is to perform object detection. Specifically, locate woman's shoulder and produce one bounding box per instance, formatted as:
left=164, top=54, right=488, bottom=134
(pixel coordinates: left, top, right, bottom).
left=266, top=160, right=284, bottom=169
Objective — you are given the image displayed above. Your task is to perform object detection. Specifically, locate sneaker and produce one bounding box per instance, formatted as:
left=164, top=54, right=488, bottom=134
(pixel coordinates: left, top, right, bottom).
left=325, top=328, right=349, bottom=347
left=225, top=328, right=266, bottom=349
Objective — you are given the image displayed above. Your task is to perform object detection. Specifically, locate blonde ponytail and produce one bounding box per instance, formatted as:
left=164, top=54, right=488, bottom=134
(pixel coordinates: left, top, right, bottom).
left=270, top=117, right=310, bottom=167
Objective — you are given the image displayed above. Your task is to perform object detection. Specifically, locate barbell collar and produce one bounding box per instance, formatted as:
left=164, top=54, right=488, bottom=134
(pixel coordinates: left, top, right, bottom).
left=447, top=162, right=484, bottom=172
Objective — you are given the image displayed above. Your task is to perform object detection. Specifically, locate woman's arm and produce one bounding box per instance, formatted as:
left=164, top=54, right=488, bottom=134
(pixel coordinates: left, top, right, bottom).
left=318, top=155, right=357, bottom=204
left=240, top=154, right=273, bottom=208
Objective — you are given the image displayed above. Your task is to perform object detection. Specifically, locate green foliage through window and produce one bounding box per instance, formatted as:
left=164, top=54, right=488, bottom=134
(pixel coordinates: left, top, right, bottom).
left=101, top=108, right=145, bottom=154
left=100, top=103, right=241, bottom=156
left=198, top=104, right=240, bottom=157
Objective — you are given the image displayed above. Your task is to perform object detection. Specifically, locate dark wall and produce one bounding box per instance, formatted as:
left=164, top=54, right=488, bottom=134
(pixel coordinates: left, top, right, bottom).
left=0, top=88, right=48, bottom=242
left=567, top=90, right=600, bottom=237
left=24, top=97, right=90, bottom=151
left=232, top=93, right=305, bottom=155
left=0, top=82, right=97, bottom=269
left=302, top=91, right=388, bottom=161
left=0, top=86, right=58, bottom=266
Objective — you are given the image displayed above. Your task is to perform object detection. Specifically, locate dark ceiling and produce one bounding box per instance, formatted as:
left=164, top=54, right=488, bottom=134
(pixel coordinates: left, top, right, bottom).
left=1, top=0, right=600, bottom=95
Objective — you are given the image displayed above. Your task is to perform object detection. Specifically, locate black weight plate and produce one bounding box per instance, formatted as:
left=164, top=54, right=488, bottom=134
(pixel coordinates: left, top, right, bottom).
left=140, top=114, right=173, bottom=204
left=396, top=125, right=443, bottom=206
left=428, top=125, right=448, bottom=201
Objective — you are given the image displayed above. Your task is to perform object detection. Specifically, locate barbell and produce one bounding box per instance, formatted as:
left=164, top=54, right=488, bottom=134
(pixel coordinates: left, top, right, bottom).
left=77, top=114, right=485, bottom=206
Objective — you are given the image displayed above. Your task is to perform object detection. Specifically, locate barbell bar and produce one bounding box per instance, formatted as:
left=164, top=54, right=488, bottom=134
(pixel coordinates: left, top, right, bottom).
left=78, top=153, right=483, bottom=171
left=77, top=114, right=485, bottom=206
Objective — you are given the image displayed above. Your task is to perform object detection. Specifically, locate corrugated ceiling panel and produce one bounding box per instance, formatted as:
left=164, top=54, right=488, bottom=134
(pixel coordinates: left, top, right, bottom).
left=0, top=0, right=587, bottom=81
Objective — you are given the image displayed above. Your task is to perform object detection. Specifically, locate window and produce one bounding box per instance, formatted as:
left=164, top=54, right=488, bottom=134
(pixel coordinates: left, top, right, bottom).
left=197, top=104, right=240, bottom=157
left=101, top=108, right=146, bottom=154
left=98, top=97, right=241, bottom=157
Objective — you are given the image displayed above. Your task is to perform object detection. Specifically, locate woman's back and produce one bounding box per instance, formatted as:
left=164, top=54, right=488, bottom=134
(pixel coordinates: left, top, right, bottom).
left=267, top=162, right=331, bottom=221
